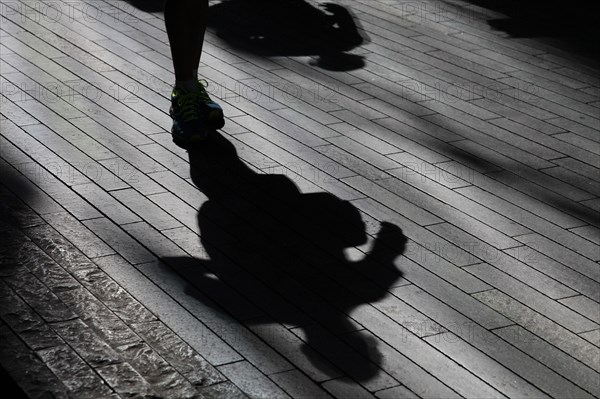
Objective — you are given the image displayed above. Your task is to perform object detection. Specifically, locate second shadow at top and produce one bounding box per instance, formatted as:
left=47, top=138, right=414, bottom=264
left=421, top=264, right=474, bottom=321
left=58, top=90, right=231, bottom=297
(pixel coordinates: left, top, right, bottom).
left=208, top=0, right=369, bottom=71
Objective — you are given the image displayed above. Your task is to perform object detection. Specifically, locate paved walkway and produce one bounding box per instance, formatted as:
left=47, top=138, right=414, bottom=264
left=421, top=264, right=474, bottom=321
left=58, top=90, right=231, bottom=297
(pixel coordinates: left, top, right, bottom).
left=1, top=0, right=599, bottom=398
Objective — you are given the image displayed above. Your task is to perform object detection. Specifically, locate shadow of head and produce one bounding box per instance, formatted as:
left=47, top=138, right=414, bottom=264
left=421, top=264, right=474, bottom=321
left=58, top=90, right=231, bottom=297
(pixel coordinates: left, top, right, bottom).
left=163, top=133, right=407, bottom=382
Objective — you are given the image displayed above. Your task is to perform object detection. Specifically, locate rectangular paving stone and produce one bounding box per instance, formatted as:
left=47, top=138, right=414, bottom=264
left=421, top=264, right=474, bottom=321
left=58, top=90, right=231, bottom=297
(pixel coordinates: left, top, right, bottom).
left=373, top=292, right=446, bottom=338
left=386, top=153, right=474, bottom=189
left=547, top=117, right=600, bottom=144
left=315, top=145, right=388, bottom=179
left=1, top=121, right=89, bottom=187
left=0, top=290, right=64, bottom=351
left=95, top=362, right=156, bottom=398
left=41, top=212, right=115, bottom=259
left=83, top=217, right=155, bottom=264
left=270, top=369, right=333, bottom=399
left=424, top=113, right=555, bottom=170
left=551, top=157, right=600, bottom=182
left=327, top=136, right=400, bottom=170
left=541, top=165, right=599, bottom=196
left=349, top=303, right=503, bottom=399
left=334, top=112, right=449, bottom=163
left=96, top=255, right=241, bottom=365
left=8, top=165, right=102, bottom=221
left=122, top=221, right=189, bottom=258
left=247, top=320, right=342, bottom=382
left=428, top=222, right=579, bottom=300
left=160, top=226, right=208, bottom=260
left=0, top=160, right=63, bottom=216
left=24, top=224, right=99, bottom=275
left=383, top=169, right=524, bottom=241
left=580, top=330, right=600, bottom=347
left=218, top=361, right=291, bottom=399
left=341, top=329, right=460, bottom=398
left=16, top=245, right=80, bottom=294
left=233, top=125, right=355, bottom=179
left=453, top=141, right=594, bottom=202
left=465, top=263, right=598, bottom=333
left=37, top=345, right=115, bottom=399
left=291, top=325, right=398, bottom=392
left=344, top=175, right=442, bottom=227
left=115, top=341, right=199, bottom=398
left=273, top=108, right=340, bottom=139
left=487, top=170, right=598, bottom=228
left=0, top=321, right=70, bottom=399
left=111, top=188, right=183, bottom=231
left=322, top=377, right=376, bottom=399
left=494, top=325, right=600, bottom=397
left=55, top=287, right=142, bottom=349
left=69, top=117, right=157, bottom=164
left=3, top=271, right=77, bottom=323
left=146, top=191, right=203, bottom=233
left=328, top=121, right=400, bottom=155
left=22, top=124, right=129, bottom=192
left=148, top=169, right=208, bottom=207
left=196, top=381, right=249, bottom=399
left=439, top=162, right=585, bottom=229
left=473, top=289, right=600, bottom=373
left=515, top=233, right=600, bottom=278
left=456, top=185, right=597, bottom=258
left=471, top=98, right=566, bottom=134
left=70, top=266, right=156, bottom=324
left=559, top=295, right=600, bottom=324
left=394, top=285, right=594, bottom=398
left=51, top=319, right=121, bottom=367
left=72, top=183, right=141, bottom=225
left=130, top=321, right=225, bottom=387
left=137, top=143, right=191, bottom=180
left=99, top=158, right=167, bottom=196
left=423, top=332, right=549, bottom=399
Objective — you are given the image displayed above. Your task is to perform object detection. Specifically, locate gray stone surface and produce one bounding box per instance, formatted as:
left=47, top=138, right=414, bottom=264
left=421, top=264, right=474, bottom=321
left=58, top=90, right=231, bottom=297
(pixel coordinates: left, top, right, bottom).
left=217, top=361, right=292, bottom=399
left=131, top=321, right=226, bottom=387
left=474, top=289, right=600, bottom=373
left=37, top=345, right=115, bottom=398
left=2, top=0, right=600, bottom=397
left=0, top=321, right=70, bottom=399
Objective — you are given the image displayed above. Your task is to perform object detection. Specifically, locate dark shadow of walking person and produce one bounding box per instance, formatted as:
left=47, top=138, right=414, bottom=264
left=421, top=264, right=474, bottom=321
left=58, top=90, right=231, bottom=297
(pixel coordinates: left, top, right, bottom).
left=208, top=0, right=369, bottom=70
left=164, top=133, right=406, bottom=382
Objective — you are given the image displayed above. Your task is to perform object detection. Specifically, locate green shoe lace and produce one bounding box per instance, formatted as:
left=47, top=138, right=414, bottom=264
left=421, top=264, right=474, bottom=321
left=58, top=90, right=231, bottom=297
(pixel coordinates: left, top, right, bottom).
left=173, top=89, right=200, bottom=123
left=194, top=79, right=213, bottom=104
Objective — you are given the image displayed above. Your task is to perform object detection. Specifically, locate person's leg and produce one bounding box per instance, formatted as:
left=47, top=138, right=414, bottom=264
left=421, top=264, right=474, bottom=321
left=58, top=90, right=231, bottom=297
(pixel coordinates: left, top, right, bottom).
left=165, top=0, right=208, bottom=89
left=164, top=0, right=224, bottom=147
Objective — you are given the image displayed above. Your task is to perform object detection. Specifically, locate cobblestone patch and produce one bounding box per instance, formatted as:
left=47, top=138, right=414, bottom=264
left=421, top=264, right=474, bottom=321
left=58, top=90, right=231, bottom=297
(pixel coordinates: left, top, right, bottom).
left=131, top=321, right=226, bottom=387
left=51, top=319, right=122, bottom=367
left=3, top=272, right=77, bottom=323
left=56, top=287, right=144, bottom=348
left=95, top=362, right=157, bottom=398
left=116, top=341, right=199, bottom=398
left=0, top=321, right=70, bottom=399
left=196, top=381, right=249, bottom=399
left=0, top=184, right=233, bottom=397
left=37, top=345, right=115, bottom=399
left=71, top=266, right=157, bottom=324
left=0, top=291, right=64, bottom=351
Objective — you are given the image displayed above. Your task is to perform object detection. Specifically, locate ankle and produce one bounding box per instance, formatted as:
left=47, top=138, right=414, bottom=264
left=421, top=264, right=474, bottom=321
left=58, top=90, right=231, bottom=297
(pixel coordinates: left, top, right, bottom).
left=175, top=80, right=197, bottom=92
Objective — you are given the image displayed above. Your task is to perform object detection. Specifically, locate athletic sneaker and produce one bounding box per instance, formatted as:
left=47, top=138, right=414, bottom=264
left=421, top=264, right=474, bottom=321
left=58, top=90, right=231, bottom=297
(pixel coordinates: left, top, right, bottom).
left=169, top=80, right=225, bottom=146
